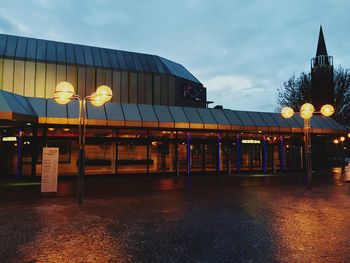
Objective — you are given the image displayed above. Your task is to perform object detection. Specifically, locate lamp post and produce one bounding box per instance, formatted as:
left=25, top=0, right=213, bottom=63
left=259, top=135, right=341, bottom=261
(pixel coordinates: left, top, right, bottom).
left=54, top=82, right=112, bottom=204
left=281, top=103, right=334, bottom=190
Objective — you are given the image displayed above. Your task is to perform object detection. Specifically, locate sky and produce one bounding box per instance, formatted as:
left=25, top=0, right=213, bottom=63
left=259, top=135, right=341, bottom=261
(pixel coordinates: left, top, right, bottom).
left=1, top=0, right=350, bottom=112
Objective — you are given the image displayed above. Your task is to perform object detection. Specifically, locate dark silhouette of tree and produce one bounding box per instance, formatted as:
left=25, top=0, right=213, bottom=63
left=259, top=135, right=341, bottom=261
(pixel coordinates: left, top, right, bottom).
left=277, top=66, right=350, bottom=125
left=214, top=105, right=223, bottom=109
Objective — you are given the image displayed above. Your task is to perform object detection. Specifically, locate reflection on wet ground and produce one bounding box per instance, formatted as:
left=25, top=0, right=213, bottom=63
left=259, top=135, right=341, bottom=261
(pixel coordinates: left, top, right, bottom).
left=1, top=169, right=350, bottom=262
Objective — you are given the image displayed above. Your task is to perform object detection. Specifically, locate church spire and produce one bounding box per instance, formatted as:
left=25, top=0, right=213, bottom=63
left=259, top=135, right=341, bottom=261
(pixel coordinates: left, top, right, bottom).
left=316, top=25, right=328, bottom=57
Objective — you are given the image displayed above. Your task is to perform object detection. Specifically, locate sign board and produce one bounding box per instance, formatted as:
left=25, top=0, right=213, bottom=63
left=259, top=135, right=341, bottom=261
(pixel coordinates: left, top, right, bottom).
left=41, top=147, right=59, bottom=193
left=2, top=136, right=17, bottom=142
left=242, top=139, right=261, bottom=144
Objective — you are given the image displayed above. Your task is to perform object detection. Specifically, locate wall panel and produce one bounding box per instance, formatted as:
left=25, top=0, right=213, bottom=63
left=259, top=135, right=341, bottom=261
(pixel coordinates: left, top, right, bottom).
left=56, top=64, right=66, bottom=84
left=45, top=63, right=56, bottom=98
left=14, top=60, right=25, bottom=95
left=96, top=69, right=105, bottom=87
left=77, top=66, right=86, bottom=98
left=129, top=72, right=137, bottom=104
left=3, top=59, right=14, bottom=92
left=35, top=62, right=46, bottom=97
left=85, top=67, right=95, bottom=96
left=168, top=76, right=176, bottom=105
left=145, top=74, right=153, bottom=104
left=160, top=75, right=168, bottom=105
left=137, top=73, right=145, bottom=104
left=121, top=71, right=128, bottom=103
left=24, top=61, right=35, bottom=97
left=153, top=75, right=161, bottom=105
left=67, top=65, right=76, bottom=93
left=112, top=71, right=121, bottom=103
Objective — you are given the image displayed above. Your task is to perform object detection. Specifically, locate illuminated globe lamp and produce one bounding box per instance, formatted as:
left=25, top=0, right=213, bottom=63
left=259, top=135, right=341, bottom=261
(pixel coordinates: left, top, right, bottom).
left=281, top=106, right=294, bottom=118
left=333, top=139, right=339, bottom=144
left=95, top=85, right=113, bottom=103
left=340, top=136, right=345, bottom=142
left=53, top=81, right=75, bottom=105
left=300, top=103, right=315, bottom=120
left=320, top=104, right=335, bottom=117
left=348, top=132, right=350, bottom=138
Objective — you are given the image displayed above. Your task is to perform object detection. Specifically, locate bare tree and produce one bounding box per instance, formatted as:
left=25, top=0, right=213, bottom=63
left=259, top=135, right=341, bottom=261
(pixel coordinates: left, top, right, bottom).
left=276, top=67, right=350, bottom=125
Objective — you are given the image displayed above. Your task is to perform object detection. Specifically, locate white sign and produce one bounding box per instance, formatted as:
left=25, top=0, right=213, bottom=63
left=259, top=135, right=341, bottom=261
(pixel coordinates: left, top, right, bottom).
left=2, top=136, right=17, bottom=142
left=41, top=147, right=59, bottom=193
left=242, top=139, right=261, bottom=144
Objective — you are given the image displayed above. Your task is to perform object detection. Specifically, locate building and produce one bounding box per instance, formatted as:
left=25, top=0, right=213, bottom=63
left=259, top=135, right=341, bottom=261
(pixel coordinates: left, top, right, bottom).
left=311, top=26, right=334, bottom=109
left=0, top=33, right=346, bottom=178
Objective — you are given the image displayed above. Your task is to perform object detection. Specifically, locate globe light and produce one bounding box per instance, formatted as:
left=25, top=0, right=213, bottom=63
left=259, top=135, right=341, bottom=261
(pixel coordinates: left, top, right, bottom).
left=320, top=104, right=335, bottom=117
left=340, top=136, right=345, bottom=142
left=281, top=107, right=294, bottom=118
left=53, top=81, right=75, bottom=104
left=300, top=103, right=315, bottom=120
left=348, top=133, right=350, bottom=138
left=333, top=139, right=339, bottom=144
left=95, top=85, right=112, bottom=103
left=90, top=92, right=106, bottom=107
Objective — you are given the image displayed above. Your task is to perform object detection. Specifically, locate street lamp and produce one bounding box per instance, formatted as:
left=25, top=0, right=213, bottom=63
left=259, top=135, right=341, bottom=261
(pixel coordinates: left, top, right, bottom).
left=281, top=103, right=335, bottom=190
left=54, top=82, right=112, bottom=204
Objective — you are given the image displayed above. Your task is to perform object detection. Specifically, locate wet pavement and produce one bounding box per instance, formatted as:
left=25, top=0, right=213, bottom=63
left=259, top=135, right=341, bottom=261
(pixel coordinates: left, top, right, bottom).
left=1, top=170, right=350, bottom=262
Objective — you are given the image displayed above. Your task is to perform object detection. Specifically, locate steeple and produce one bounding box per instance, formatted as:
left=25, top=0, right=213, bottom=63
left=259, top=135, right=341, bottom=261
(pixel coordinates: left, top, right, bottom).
left=316, top=25, right=328, bottom=57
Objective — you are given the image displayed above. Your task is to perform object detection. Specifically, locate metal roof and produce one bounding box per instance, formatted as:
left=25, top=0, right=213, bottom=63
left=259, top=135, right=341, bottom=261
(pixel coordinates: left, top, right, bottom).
left=0, top=33, right=201, bottom=84
left=0, top=90, right=347, bottom=134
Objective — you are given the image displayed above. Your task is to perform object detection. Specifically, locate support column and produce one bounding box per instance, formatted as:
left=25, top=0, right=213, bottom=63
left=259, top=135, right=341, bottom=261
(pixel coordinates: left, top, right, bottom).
left=237, top=134, right=241, bottom=174
left=263, top=135, right=267, bottom=174
left=16, top=128, right=22, bottom=179
left=280, top=135, right=285, bottom=173
left=31, top=127, right=38, bottom=177
left=217, top=133, right=220, bottom=175
left=146, top=130, right=150, bottom=175
left=175, top=132, right=179, bottom=176
left=187, top=131, right=190, bottom=176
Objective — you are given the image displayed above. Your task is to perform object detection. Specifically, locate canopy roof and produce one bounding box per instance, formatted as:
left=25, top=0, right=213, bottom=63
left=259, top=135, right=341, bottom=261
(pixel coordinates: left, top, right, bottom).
left=0, top=33, right=200, bottom=84
left=0, top=90, right=346, bottom=134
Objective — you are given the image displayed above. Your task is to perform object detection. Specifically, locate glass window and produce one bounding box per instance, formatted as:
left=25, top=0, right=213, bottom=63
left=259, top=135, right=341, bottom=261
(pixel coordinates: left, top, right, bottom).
left=36, top=39, right=46, bottom=60
left=56, top=42, right=66, bottom=63
left=3, top=59, right=14, bottom=92
left=14, top=60, right=25, bottom=95
left=121, top=71, right=128, bottom=103
left=153, top=75, right=161, bottom=104
left=145, top=74, right=153, bottom=104
left=85, top=142, right=114, bottom=175
left=25, top=38, right=37, bottom=60
left=4, top=35, right=17, bottom=57
left=130, top=73, right=140, bottom=103
left=91, top=47, right=103, bottom=67
left=137, top=73, right=145, bottom=104
left=46, top=41, right=56, bottom=61
left=35, top=62, right=46, bottom=97
left=100, top=48, right=111, bottom=68
left=112, top=71, right=121, bottom=103
left=149, top=139, right=176, bottom=173
left=15, top=37, right=27, bottom=59
left=66, top=44, right=76, bottom=64
left=45, top=64, right=56, bottom=98
left=117, top=140, right=147, bottom=174
left=107, top=49, right=119, bottom=69
left=74, top=45, right=85, bottom=65
left=83, top=46, right=94, bottom=66
left=24, top=61, right=36, bottom=97
left=240, top=133, right=264, bottom=171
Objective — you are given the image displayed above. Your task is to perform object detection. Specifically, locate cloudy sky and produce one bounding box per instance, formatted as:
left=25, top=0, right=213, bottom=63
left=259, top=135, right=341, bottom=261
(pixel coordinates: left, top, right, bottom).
left=1, top=0, right=349, bottom=112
